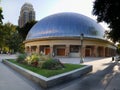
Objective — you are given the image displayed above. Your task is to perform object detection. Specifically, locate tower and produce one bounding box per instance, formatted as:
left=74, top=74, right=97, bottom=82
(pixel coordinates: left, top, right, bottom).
left=18, top=3, right=35, bottom=28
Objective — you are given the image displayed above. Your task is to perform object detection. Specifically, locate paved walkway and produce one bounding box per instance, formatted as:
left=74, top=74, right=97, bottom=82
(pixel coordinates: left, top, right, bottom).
left=59, top=57, right=113, bottom=73
left=0, top=54, right=120, bottom=90
left=50, top=57, right=120, bottom=90
left=0, top=54, right=42, bottom=90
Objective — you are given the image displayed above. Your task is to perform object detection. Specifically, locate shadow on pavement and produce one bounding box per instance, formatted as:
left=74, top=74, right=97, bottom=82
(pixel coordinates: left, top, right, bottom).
left=48, top=62, right=117, bottom=90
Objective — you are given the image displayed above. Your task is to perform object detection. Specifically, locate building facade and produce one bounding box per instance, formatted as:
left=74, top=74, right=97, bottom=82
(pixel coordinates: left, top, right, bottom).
left=24, top=12, right=116, bottom=57
left=18, top=3, right=35, bottom=28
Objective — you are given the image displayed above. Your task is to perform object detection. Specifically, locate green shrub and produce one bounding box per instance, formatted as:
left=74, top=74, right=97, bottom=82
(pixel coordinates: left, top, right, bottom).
left=25, top=53, right=40, bottom=66
left=31, top=54, right=40, bottom=62
left=38, top=61, right=45, bottom=68
left=42, top=59, right=64, bottom=70
left=16, top=53, right=27, bottom=63
left=39, top=54, right=52, bottom=61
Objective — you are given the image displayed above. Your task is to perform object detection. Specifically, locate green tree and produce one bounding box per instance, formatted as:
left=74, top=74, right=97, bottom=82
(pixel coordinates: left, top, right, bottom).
left=18, top=21, right=37, bottom=40
left=0, top=1, right=4, bottom=50
left=0, top=0, right=4, bottom=24
left=6, top=30, right=24, bottom=53
left=92, top=0, right=120, bottom=43
left=0, top=8, right=3, bottom=24
left=2, top=23, right=16, bottom=52
left=2, top=23, right=24, bottom=53
left=0, top=24, right=5, bottom=48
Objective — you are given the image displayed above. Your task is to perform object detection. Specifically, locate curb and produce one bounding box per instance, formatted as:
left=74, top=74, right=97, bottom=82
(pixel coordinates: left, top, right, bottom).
left=2, top=60, right=92, bottom=88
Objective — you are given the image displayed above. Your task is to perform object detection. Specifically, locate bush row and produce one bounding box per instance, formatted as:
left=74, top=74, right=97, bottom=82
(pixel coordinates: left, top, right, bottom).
left=16, top=53, right=64, bottom=70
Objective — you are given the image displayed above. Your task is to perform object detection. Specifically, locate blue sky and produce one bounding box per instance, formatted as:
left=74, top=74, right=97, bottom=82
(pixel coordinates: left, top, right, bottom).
left=0, top=0, right=108, bottom=29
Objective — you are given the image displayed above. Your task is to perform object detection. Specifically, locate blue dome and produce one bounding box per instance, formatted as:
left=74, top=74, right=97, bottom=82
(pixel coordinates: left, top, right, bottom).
left=26, top=12, right=105, bottom=40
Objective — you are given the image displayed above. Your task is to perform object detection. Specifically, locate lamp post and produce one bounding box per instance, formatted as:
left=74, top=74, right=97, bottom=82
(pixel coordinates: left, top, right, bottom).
left=80, top=33, right=84, bottom=63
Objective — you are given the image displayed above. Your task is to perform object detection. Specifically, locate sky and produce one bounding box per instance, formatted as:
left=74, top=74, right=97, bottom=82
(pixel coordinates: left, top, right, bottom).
left=0, top=0, right=108, bottom=29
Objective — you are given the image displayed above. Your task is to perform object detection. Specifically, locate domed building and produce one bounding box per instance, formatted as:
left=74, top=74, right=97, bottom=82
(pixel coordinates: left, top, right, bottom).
left=24, top=12, right=116, bottom=57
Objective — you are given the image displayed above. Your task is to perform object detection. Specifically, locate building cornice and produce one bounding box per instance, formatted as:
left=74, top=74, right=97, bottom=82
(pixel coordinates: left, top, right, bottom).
left=23, top=36, right=115, bottom=47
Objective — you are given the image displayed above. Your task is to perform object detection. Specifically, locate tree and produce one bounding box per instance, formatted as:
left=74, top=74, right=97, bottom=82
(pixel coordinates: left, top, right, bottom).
left=2, top=23, right=16, bottom=52
left=92, top=0, right=120, bottom=43
left=0, top=1, right=4, bottom=51
left=0, top=0, right=4, bottom=24
left=18, top=20, right=37, bottom=40
left=0, top=24, right=5, bottom=48
left=6, top=30, right=24, bottom=53
left=1, top=22, right=24, bottom=53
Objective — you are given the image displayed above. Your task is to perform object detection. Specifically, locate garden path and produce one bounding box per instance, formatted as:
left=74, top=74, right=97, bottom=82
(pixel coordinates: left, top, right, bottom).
left=0, top=54, right=42, bottom=90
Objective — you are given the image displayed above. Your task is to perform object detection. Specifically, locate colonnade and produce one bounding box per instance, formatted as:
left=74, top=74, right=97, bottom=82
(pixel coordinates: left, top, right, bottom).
left=25, top=44, right=116, bottom=57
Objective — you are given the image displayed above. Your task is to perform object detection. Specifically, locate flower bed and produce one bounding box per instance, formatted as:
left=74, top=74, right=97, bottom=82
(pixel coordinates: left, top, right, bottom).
left=9, top=59, right=84, bottom=77
left=3, top=59, right=92, bottom=88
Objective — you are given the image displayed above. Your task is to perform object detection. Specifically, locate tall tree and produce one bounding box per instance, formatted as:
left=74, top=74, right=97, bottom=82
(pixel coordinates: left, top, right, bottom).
left=92, top=0, right=120, bottom=43
left=0, top=0, right=4, bottom=24
left=0, top=1, right=4, bottom=50
left=0, top=8, right=3, bottom=24
left=0, top=24, right=5, bottom=48
left=18, top=20, right=37, bottom=40
left=2, top=23, right=24, bottom=53
left=6, top=30, right=24, bottom=53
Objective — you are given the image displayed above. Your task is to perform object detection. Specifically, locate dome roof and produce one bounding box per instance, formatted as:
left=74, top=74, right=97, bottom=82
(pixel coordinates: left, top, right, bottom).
left=26, top=12, right=105, bottom=40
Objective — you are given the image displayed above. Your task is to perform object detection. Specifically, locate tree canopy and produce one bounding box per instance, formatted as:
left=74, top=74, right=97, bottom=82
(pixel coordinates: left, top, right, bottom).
left=0, top=2, right=23, bottom=53
left=0, top=5, right=4, bottom=24
left=0, top=22, right=24, bottom=53
left=93, top=0, right=120, bottom=43
left=18, top=20, right=37, bottom=40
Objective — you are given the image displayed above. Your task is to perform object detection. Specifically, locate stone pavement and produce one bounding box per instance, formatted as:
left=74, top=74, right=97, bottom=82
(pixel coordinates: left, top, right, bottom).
left=49, top=57, right=120, bottom=90
left=105, top=62, right=120, bottom=90
left=0, top=54, right=120, bottom=90
left=0, top=54, right=42, bottom=90
left=59, top=57, right=113, bottom=73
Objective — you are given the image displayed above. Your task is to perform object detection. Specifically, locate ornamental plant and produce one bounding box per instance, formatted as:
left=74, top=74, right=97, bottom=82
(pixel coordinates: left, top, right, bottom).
left=25, top=53, right=40, bottom=67
left=16, top=53, right=27, bottom=63
left=25, top=55, right=32, bottom=65
left=39, top=54, right=52, bottom=61
left=17, top=53, right=64, bottom=69
left=42, top=59, right=64, bottom=70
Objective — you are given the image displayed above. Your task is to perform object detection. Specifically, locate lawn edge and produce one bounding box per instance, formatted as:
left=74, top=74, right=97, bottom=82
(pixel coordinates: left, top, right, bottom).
left=2, top=59, right=92, bottom=88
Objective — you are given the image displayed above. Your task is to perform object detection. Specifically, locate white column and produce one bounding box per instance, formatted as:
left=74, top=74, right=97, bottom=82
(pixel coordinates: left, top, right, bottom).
left=93, top=46, right=98, bottom=57
left=36, top=45, right=39, bottom=54
left=65, top=45, right=70, bottom=56
left=50, top=45, right=53, bottom=57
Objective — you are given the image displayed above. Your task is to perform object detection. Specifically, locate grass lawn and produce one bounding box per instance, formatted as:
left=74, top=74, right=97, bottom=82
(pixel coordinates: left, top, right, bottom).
left=9, top=59, right=85, bottom=78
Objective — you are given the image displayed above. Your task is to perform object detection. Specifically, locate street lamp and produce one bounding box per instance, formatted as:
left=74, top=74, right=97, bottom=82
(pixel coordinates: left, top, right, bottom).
left=80, top=33, right=84, bottom=63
